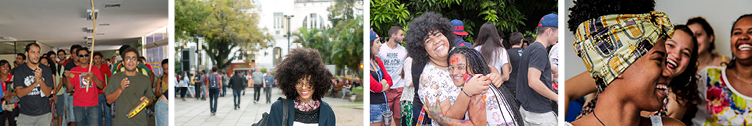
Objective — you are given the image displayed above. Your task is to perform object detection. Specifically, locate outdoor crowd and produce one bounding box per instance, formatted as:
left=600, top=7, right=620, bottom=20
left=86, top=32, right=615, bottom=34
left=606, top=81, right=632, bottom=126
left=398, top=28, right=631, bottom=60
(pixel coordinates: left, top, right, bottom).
left=369, top=12, right=560, bottom=126
left=0, top=44, right=169, bottom=126
left=564, top=0, right=752, bottom=126
left=174, top=66, right=278, bottom=116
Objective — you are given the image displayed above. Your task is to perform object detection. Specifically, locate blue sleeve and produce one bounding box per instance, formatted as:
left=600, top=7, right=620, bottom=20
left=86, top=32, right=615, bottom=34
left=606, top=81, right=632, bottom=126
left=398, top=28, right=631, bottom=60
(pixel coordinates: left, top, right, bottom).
left=266, top=100, right=284, bottom=126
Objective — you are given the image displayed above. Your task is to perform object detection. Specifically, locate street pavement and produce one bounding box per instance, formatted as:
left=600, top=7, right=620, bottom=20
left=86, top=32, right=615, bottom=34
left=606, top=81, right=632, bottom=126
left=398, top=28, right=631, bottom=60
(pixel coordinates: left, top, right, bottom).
left=174, top=87, right=364, bottom=126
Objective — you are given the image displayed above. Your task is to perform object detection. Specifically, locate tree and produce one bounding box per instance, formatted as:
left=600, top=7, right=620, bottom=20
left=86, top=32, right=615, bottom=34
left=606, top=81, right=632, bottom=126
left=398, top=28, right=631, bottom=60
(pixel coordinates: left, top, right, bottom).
left=294, top=27, right=334, bottom=64
left=175, top=0, right=273, bottom=69
left=331, top=16, right=363, bottom=77
left=370, top=0, right=556, bottom=43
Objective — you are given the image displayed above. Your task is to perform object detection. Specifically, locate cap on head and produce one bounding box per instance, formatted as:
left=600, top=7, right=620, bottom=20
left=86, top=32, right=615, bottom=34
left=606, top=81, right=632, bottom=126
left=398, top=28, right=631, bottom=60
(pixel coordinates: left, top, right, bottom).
left=539, top=13, right=558, bottom=27
left=370, top=30, right=379, bottom=42
left=450, top=19, right=468, bottom=36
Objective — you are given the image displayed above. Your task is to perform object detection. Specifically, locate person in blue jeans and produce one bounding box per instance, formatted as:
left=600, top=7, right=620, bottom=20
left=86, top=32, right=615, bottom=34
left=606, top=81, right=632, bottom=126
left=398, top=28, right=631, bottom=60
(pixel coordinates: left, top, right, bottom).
left=207, top=67, right=223, bottom=116
left=228, top=71, right=246, bottom=109
left=155, top=59, right=169, bottom=126
left=263, top=70, right=274, bottom=104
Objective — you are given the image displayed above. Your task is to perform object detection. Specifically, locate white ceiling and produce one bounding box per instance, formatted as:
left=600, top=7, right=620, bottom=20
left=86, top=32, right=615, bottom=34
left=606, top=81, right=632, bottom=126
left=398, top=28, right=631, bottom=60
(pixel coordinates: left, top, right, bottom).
left=0, top=0, right=168, bottom=48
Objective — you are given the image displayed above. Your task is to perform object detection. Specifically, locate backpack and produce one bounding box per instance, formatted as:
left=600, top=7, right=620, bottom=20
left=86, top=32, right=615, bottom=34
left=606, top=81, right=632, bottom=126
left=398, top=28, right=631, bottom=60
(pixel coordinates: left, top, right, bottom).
left=252, top=97, right=288, bottom=126
left=208, top=73, right=220, bottom=89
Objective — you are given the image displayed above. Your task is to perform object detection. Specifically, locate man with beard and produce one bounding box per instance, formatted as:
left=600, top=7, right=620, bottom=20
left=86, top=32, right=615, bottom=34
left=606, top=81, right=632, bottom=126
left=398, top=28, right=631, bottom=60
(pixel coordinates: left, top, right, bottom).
left=106, top=47, right=154, bottom=126
left=14, top=43, right=54, bottom=126
left=376, top=26, right=407, bottom=123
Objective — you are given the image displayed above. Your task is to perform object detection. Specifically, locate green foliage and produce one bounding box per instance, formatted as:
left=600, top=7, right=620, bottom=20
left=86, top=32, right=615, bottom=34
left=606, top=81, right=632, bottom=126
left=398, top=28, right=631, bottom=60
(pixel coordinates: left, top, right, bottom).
left=175, top=0, right=273, bottom=69
left=370, top=0, right=410, bottom=38
left=331, top=16, right=364, bottom=77
left=294, top=27, right=334, bottom=64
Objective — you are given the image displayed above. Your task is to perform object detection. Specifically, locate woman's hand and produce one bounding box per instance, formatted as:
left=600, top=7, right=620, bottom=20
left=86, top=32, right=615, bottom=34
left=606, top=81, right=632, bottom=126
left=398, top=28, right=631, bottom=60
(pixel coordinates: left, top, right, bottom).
left=381, top=79, right=389, bottom=92
left=464, top=74, right=490, bottom=96
left=487, top=72, right=503, bottom=88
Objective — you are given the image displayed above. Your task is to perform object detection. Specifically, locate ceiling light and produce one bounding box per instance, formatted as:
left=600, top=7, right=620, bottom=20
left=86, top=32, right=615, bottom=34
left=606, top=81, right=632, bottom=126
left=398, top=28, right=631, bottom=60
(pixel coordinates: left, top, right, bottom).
left=96, top=33, right=105, bottom=35
left=99, top=24, right=110, bottom=26
left=87, top=9, right=99, bottom=20
left=104, top=3, right=121, bottom=8
left=0, top=37, right=16, bottom=41
left=83, top=28, right=94, bottom=33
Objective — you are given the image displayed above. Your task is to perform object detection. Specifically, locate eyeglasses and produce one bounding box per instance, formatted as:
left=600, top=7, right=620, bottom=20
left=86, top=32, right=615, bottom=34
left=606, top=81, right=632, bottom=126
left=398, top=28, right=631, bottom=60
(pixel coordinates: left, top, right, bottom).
left=296, top=82, right=312, bottom=89
left=124, top=57, right=138, bottom=62
left=78, top=54, right=89, bottom=57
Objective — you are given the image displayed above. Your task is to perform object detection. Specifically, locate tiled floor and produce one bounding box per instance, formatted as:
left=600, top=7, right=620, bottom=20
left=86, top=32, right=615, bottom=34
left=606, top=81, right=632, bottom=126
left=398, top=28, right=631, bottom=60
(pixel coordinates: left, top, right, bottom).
left=174, top=88, right=364, bottom=126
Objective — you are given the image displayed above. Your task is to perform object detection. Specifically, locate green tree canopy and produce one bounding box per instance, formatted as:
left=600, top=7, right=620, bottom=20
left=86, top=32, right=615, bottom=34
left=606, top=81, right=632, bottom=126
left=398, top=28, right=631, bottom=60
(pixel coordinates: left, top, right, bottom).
left=175, top=0, right=273, bottom=69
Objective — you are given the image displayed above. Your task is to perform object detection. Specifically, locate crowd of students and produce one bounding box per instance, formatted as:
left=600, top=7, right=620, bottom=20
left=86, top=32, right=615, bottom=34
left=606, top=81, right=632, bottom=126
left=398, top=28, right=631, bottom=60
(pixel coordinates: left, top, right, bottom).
left=0, top=43, right=168, bottom=126
left=564, top=0, right=752, bottom=125
left=369, top=12, right=560, bottom=126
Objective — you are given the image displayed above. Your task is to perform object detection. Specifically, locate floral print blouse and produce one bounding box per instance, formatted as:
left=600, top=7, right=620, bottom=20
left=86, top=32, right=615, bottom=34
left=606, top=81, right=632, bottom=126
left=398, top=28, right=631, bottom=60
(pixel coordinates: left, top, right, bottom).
left=692, top=67, right=752, bottom=125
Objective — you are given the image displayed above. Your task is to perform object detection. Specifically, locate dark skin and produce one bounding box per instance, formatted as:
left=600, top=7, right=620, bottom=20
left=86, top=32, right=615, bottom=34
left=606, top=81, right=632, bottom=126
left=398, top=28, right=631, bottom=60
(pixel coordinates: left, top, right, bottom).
left=16, top=45, right=52, bottom=98
left=727, top=16, right=752, bottom=97
left=570, top=39, right=685, bottom=126
left=106, top=52, right=150, bottom=105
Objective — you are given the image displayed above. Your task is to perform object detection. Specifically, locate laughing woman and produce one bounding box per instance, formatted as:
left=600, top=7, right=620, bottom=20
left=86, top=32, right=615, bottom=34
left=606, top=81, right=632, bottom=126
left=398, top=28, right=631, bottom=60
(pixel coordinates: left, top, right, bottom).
left=691, top=14, right=752, bottom=125
left=267, top=48, right=336, bottom=126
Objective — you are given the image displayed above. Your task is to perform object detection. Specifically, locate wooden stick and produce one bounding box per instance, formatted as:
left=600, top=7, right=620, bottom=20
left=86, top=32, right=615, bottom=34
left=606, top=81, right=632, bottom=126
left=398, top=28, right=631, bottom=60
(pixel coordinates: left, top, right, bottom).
left=87, top=0, right=96, bottom=92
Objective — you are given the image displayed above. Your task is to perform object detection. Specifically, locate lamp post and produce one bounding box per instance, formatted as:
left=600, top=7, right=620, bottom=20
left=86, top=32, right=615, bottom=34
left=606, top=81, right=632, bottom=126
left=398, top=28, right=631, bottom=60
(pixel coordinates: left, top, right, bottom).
left=283, top=15, right=294, bottom=53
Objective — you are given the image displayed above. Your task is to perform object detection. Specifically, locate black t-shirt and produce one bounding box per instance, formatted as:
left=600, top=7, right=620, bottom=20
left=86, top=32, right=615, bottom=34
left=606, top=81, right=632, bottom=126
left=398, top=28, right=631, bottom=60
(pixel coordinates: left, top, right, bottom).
left=515, top=42, right=553, bottom=113
left=504, top=47, right=523, bottom=95
left=63, top=61, right=77, bottom=77
left=370, top=70, right=386, bottom=104
left=13, top=63, right=54, bottom=116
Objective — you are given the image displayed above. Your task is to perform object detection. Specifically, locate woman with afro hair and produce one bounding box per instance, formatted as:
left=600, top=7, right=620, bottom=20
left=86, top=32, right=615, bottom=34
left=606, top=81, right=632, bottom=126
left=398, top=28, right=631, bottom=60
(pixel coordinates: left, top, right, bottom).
left=406, top=12, right=501, bottom=126
left=266, top=48, right=335, bottom=126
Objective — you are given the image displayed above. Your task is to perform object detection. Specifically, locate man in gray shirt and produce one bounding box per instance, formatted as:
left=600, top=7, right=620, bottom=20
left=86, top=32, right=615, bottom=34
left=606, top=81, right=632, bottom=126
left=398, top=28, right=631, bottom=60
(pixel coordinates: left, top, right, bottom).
left=252, top=68, right=264, bottom=104
left=263, top=70, right=275, bottom=104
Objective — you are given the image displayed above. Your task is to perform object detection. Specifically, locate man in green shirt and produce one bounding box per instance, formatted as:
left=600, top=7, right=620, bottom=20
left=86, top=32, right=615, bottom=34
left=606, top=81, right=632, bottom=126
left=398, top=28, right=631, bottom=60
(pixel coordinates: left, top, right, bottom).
left=106, top=47, right=154, bottom=126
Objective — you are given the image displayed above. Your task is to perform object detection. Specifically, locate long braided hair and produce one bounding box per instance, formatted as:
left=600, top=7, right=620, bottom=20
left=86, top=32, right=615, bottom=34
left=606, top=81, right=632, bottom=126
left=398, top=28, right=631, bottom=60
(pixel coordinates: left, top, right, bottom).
left=447, top=46, right=523, bottom=126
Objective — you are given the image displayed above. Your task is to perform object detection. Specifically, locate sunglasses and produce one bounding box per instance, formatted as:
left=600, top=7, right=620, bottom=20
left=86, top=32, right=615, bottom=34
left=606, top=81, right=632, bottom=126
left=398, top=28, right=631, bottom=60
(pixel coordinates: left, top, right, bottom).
left=78, top=54, right=89, bottom=57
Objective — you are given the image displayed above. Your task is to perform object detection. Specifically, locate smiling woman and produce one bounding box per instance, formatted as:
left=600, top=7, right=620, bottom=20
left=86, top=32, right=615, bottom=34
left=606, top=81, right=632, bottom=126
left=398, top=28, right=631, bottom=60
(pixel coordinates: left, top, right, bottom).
left=267, top=48, right=336, bottom=126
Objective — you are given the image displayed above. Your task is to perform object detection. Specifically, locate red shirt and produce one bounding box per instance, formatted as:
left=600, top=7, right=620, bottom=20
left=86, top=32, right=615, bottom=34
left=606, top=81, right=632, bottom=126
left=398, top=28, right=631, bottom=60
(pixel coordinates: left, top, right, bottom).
left=70, top=66, right=104, bottom=107
left=97, top=64, right=111, bottom=94
left=144, top=64, right=153, bottom=72
left=60, top=58, right=72, bottom=65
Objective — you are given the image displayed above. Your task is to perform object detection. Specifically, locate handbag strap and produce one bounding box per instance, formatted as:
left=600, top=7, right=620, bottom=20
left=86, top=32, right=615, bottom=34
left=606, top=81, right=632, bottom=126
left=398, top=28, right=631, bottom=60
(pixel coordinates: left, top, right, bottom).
left=281, top=98, right=288, bottom=126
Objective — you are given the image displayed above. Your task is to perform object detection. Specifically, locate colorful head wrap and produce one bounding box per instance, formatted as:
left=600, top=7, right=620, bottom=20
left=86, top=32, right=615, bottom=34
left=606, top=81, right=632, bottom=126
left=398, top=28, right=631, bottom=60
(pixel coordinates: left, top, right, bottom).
left=573, top=11, right=674, bottom=92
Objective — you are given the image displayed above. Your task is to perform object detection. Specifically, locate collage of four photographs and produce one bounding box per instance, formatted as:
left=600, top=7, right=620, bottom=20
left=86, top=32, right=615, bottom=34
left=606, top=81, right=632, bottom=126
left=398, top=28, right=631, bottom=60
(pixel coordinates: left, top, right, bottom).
left=0, top=0, right=750, bottom=126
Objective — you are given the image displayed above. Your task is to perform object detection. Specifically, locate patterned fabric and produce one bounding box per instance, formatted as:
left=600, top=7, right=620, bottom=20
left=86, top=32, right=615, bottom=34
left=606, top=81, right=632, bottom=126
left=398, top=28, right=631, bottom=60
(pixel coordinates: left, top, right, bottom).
left=418, top=63, right=462, bottom=126
left=294, top=98, right=321, bottom=112
left=692, top=67, right=752, bottom=125
left=573, top=11, right=675, bottom=119
left=573, top=11, right=674, bottom=92
left=401, top=101, right=413, bottom=126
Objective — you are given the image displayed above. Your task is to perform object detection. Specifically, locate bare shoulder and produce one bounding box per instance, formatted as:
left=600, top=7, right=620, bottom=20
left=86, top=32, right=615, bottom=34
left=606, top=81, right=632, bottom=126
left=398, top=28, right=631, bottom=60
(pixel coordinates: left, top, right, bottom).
left=661, top=117, right=685, bottom=126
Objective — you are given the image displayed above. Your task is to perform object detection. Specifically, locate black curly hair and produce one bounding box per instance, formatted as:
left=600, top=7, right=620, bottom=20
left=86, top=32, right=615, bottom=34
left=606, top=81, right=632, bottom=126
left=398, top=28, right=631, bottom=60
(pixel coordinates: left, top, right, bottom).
left=274, top=48, right=333, bottom=100
left=669, top=25, right=700, bottom=105
left=567, top=0, right=655, bottom=33
left=405, top=12, right=457, bottom=66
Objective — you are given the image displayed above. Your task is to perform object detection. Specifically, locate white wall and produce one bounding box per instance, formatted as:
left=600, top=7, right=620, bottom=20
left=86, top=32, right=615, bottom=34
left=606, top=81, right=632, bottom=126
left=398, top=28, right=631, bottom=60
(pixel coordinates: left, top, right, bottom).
left=251, top=0, right=334, bottom=68
left=564, top=0, right=752, bottom=79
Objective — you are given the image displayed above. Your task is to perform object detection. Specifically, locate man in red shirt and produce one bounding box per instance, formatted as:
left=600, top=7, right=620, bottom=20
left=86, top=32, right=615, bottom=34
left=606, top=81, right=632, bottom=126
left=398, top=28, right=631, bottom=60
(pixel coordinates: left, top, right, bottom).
left=64, top=47, right=105, bottom=126
left=93, top=52, right=112, bottom=126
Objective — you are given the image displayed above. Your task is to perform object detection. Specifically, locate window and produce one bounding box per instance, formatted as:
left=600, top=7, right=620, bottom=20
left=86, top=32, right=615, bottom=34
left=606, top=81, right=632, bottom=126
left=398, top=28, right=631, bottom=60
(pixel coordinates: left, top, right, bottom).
left=310, top=13, right=317, bottom=28
left=274, top=12, right=283, bottom=29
